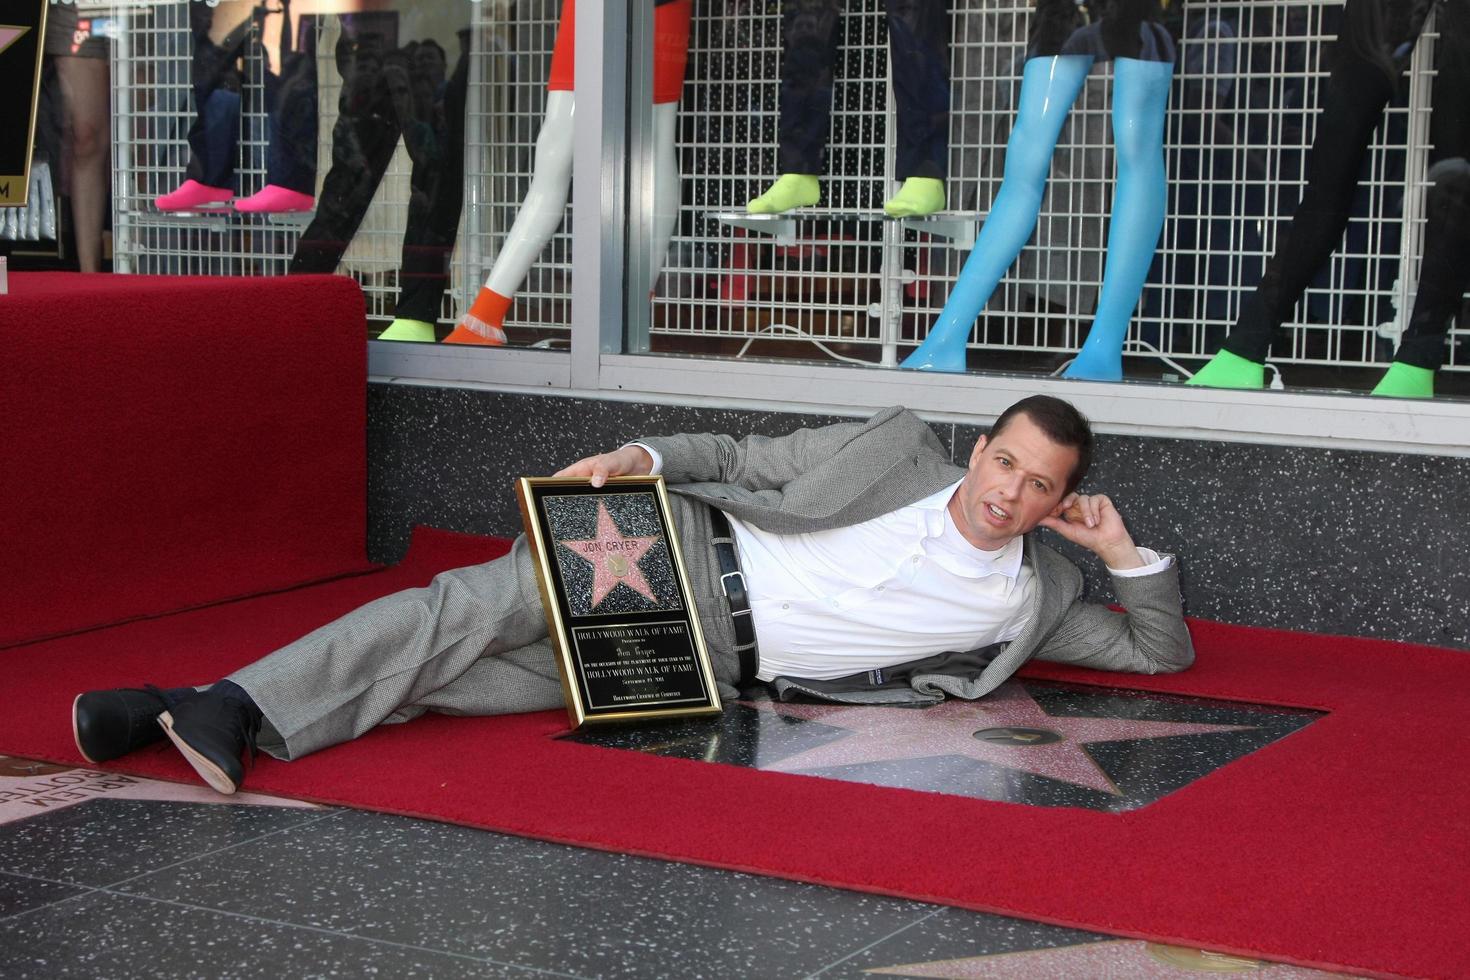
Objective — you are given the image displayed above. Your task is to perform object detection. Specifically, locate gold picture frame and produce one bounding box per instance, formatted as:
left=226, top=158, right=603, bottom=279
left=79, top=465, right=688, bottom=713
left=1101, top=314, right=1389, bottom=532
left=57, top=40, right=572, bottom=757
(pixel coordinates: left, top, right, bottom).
left=516, top=475, right=722, bottom=728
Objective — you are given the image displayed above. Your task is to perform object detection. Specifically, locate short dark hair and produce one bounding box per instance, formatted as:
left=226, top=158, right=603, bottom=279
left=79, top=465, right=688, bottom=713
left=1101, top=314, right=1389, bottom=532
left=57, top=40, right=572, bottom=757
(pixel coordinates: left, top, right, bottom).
left=989, top=395, right=1093, bottom=494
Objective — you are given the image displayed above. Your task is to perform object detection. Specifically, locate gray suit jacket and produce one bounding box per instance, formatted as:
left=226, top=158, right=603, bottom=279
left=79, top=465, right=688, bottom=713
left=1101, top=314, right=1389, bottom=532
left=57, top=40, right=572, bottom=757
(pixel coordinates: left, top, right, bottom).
left=642, top=406, right=1194, bottom=701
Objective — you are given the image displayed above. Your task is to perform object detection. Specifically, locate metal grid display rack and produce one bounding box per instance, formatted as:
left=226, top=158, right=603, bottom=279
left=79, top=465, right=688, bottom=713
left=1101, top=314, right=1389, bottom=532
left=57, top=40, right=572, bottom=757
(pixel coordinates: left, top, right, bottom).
left=110, top=1, right=1463, bottom=380
left=113, top=2, right=308, bottom=275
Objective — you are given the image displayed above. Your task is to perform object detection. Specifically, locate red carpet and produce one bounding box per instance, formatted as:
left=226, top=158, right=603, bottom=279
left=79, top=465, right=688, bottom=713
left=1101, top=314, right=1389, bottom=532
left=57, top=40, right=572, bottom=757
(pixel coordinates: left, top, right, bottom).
left=4, top=527, right=1467, bottom=980
left=0, top=273, right=374, bottom=649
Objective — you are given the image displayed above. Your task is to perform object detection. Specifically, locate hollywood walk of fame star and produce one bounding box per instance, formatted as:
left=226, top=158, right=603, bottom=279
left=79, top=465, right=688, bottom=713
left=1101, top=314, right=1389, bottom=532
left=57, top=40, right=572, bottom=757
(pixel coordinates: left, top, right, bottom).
left=865, top=940, right=1337, bottom=978
left=557, top=500, right=662, bottom=609
left=0, top=757, right=318, bottom=826
left=743, top=682, right=1252, bottom=796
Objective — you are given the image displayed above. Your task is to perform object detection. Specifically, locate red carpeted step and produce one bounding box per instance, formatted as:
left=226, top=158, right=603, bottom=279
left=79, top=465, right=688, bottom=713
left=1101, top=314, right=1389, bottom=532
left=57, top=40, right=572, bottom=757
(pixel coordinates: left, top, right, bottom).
left=0, top=273, right=373, bottom=648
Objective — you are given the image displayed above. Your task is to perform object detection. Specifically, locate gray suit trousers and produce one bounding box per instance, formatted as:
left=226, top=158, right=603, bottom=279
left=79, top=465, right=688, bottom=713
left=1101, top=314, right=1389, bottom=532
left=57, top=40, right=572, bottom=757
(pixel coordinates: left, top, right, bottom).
left=231, top=495, right=740, bottom=761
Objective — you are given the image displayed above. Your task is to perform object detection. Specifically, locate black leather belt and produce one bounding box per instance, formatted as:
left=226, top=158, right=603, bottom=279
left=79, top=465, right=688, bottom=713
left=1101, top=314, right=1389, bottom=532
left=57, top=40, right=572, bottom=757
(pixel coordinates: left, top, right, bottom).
left=708, top=509, right=758, bottom=685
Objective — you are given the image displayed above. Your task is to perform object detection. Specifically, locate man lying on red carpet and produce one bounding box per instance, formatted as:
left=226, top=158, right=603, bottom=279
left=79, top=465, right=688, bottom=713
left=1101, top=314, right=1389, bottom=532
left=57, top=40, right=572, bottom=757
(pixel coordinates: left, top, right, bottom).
left=72, top=395, right=1194, bottom=794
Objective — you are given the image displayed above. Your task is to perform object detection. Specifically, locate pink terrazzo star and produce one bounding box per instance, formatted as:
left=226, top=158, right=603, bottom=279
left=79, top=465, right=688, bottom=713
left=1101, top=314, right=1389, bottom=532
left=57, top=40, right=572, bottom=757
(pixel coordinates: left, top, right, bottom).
left=866, top=939, right=1343, bottom=978
left=557, top=500, right=661, bottom=609
left=745, top=683, right=1251, bottom=795
left=0, top=756, right=318, bottom=826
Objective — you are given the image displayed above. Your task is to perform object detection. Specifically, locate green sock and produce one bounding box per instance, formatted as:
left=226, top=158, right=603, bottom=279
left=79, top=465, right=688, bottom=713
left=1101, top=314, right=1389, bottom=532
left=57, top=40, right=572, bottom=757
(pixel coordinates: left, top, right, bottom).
left=1371, top=361, right=1435, bottom=398
left=747, top=174, right=820, bottom=214
left=1185, top=349, right=1266, bottom=389
left=377, top=318, right=437, bottom=342
left=884, top=177, right=945, bottom=218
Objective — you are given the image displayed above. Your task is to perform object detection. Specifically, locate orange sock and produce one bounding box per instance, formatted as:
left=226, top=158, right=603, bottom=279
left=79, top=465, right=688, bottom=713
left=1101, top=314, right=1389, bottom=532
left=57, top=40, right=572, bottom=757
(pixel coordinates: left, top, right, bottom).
left=444, top=288, right=510, bottom=345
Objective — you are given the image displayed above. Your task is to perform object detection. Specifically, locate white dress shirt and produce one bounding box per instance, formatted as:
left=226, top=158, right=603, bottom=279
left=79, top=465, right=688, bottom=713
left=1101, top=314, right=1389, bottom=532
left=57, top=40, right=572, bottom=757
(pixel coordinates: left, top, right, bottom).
left=633, top=445, right=1170, bottom=681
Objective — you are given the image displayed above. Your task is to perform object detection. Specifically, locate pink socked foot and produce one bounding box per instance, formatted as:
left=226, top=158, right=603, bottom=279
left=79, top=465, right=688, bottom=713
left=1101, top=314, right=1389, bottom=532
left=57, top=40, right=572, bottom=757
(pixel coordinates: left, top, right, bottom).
left=155, top=180, right=233, bottom=210
left=234, top=185, right=315, bottom=213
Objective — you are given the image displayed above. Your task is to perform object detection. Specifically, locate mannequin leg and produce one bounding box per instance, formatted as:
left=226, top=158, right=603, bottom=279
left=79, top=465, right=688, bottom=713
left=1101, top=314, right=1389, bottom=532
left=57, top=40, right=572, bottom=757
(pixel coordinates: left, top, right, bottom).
left=1371, top=158, right=1470, bottom=396
left=1188, top=0, right=1415, bottom=388
left=747, top=0, right=840, bottom=214
left=647, top=101, right=681, bottom=296
left=902, top=54, right=1092, bottom=372
left=1427, top=0, right=1470, bottom=173
left=452, top=0, right=689, bottom=344
left=237, top=7, right=318, bottom=212
left=380, top=45, right=469, bottom=343
left=1373, top=1, right=1470, bottom=397
left=156, top=1, right=255, bottom=209
left=643, top=0, right=690, bottom=293
left=747, top=174, right=821, bottom=214
left=447, top=90, right=574, bottom=345
left=885, top=178, right=946, bottom=218
left=1064, top=57, right=1173, bottom=381
left=448, top=0, right=577, bottom=345
left=53, top=56, right=110, bottom=272
left=884, top=0, right=951, bottom=218
left=381, top=42, right=461, bottom=337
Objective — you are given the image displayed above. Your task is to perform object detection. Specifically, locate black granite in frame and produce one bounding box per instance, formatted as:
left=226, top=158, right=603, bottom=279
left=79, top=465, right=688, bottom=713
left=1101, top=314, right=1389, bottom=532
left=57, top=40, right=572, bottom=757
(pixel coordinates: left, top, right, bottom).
left=367, top=384, right=1470, bottom=650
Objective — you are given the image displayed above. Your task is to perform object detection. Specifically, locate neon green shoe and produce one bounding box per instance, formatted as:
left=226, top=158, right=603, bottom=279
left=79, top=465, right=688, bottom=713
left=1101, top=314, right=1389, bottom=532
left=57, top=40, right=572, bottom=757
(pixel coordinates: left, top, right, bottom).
left=376, top=318, right=437, bottom=342
left=747, top=174, right=820, bottom=214
left=1185, top=349, right=1265, bottom=389
left=1371, top=361, right=1435, bottom=398
left=884, top=177, right=945, bottom=218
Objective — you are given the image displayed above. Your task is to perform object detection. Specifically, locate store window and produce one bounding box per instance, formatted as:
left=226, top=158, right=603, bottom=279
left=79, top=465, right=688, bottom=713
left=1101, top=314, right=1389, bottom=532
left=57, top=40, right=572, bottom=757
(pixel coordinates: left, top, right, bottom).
left=96, top=1, right=1470, bottom=447
left=620, top=1, right=1468, bottom=400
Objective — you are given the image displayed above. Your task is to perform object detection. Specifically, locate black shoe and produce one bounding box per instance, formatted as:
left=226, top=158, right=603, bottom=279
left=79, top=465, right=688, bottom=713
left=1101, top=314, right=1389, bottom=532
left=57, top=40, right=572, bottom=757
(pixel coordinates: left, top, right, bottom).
left=158, top=686, right=261, bottom=795
left=72, top=686, right=194, bottom=765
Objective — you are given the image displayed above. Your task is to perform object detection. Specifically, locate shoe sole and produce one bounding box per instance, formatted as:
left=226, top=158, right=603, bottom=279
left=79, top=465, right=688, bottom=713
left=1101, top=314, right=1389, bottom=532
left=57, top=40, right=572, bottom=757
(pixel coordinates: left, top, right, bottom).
left=157, top=711, right=239, bottom=795
left=71, top=693, right=104, bottom=766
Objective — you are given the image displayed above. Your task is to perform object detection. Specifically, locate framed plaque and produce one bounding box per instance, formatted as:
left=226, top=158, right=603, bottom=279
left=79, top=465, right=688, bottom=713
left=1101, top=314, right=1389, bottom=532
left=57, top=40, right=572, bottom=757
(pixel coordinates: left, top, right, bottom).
left=516, top=476, right=722, bottom=728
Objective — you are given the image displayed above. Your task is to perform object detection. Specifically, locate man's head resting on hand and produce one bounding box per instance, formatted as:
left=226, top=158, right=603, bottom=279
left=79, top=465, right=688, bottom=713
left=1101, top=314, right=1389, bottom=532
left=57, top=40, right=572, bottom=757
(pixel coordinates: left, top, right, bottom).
left=947, top=395, right=1093, bottom=552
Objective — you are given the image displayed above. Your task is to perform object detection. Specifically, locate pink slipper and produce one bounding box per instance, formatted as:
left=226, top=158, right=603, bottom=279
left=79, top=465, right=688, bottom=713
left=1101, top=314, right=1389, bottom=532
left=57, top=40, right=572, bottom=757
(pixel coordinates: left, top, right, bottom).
left=155, top=180, right=234, bottom=210
left=233, top=185, right=315, bottom=213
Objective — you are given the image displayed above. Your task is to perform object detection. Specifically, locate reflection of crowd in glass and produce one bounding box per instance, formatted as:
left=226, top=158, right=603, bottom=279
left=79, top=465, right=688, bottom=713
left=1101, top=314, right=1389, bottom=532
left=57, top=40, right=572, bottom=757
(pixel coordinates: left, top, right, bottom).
left=291, top=23, right=467, bottom=335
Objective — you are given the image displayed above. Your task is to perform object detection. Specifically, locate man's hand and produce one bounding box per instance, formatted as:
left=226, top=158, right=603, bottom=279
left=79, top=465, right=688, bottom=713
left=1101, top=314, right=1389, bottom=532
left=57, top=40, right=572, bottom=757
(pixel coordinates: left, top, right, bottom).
left=1038, top=492, right=1144, bottom=571
left=553, top=445, right=655, bottom=487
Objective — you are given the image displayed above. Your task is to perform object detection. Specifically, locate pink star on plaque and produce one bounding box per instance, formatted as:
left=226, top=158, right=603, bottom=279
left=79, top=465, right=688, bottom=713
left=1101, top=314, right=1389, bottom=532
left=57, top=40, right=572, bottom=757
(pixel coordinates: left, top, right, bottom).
left=745, top=683, right=1251, bottom=795
left=558, top=501, right=661, bottom=609
left=0, top=27, right=30, bottom=57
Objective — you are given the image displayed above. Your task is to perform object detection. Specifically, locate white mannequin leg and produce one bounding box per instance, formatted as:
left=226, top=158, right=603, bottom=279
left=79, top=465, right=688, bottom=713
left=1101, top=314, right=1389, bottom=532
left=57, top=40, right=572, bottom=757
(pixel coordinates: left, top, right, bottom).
left=647, top=100, right=680, bottom=293
left=448, top=90, right=575, bottom=344
left=486, top=90, right=576, bottom=297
